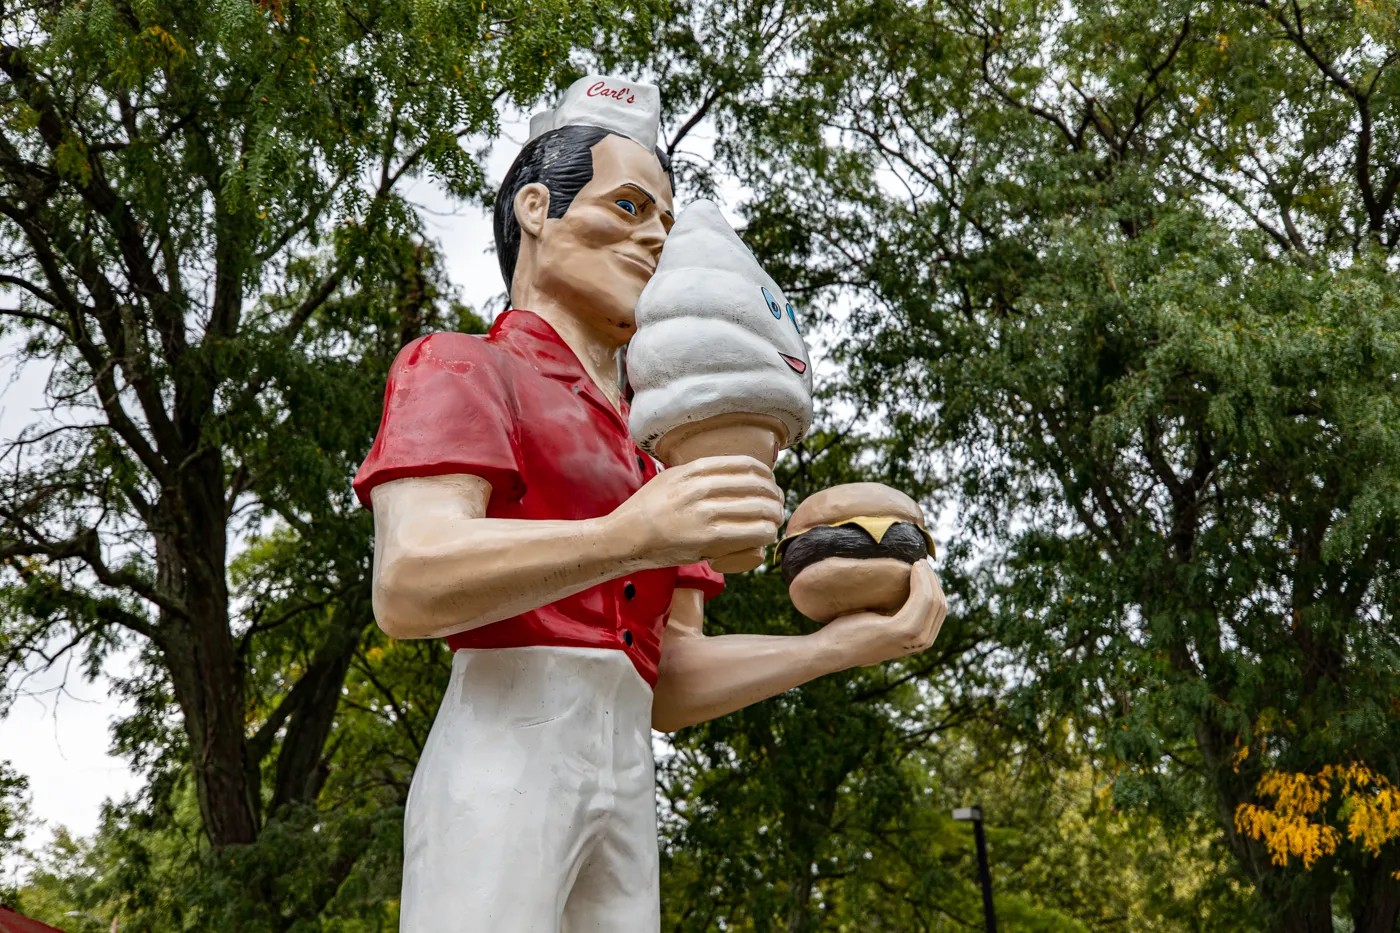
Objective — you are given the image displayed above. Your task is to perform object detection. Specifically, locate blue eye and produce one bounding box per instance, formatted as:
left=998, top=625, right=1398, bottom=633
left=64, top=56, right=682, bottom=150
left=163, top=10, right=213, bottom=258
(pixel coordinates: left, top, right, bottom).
left=616, top=199, right=638, bottom=215
left=761, top=286, right=782, bottom=318
left=787, top=303, right=800, bottom=333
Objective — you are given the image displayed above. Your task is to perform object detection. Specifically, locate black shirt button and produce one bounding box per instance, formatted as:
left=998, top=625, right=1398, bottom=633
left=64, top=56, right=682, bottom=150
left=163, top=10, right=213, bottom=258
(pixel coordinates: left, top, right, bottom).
left=623, top=630, right=634, bottom=646
left=636, top=455, right=647, bottom=472
left=623, top=582, right=637, bottom=600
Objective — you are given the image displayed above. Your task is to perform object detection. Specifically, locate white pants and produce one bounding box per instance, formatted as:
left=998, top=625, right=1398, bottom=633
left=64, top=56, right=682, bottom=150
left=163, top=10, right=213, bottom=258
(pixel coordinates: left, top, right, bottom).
left=400, top=646, right=660, bottom=932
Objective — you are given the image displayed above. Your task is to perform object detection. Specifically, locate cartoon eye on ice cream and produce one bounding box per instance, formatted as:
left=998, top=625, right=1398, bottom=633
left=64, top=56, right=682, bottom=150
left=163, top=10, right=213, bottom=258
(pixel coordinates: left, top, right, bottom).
left=626, top=201, right=815, bottom=571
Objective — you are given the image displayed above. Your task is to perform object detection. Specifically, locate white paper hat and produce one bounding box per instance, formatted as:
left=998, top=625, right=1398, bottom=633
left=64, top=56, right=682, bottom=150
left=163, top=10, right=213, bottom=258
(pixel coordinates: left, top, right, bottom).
left=526, top=75, right=661, bottom=151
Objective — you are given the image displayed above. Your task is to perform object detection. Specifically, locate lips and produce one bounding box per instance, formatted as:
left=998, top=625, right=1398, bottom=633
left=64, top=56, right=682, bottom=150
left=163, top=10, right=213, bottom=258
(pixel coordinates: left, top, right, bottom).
left=779, top=353, right=807, bottom=375
left=618, top=253, right=657, bottom=276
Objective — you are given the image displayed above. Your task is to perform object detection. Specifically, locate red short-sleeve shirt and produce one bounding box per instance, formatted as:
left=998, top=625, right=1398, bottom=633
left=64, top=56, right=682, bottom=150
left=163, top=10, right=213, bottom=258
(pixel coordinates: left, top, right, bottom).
left=353, top=310, right=724, bottom=687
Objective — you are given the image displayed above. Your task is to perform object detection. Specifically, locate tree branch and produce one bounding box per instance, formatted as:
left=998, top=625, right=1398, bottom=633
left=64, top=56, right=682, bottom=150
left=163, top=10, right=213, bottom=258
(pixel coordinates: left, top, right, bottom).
left=0, top=273, right=62, bottom=309
left=667, top=86, right=725, bottom=159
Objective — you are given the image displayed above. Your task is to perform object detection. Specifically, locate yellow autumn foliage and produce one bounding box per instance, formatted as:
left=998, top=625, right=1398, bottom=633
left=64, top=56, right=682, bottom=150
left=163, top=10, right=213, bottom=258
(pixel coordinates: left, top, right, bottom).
left=1235, top=763, right=1400, bottom=876
left=143, top=25, right=187, bottom=58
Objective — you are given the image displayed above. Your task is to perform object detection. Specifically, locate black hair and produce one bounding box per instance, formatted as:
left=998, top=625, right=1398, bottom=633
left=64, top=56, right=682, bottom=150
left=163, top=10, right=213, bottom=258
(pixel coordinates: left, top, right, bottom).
left=493, top=124, right=673, bottom=294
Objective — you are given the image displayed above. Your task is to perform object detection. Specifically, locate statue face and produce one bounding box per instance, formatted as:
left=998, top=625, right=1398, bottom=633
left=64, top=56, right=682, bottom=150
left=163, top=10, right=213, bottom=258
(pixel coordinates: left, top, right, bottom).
left=529, top=134, right=675, bottom=341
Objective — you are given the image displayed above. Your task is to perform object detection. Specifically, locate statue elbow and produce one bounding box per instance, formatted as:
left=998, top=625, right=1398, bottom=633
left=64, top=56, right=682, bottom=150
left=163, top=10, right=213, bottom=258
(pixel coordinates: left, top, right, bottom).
left=372, top=552, right=489, bottom=640
left=372, top=557, right=427, bottom=640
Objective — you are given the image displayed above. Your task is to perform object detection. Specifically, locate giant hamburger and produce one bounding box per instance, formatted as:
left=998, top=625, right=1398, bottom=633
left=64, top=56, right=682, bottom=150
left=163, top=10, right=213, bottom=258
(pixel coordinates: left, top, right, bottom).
left=777, top=483, right=935, bottom=623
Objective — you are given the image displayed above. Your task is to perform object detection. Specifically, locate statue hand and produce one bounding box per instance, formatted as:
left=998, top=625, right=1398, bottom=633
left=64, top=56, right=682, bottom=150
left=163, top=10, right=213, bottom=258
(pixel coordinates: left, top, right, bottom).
left=814, top=561, right=947, bottom=670
left=609, top=455, right=784, bottom=568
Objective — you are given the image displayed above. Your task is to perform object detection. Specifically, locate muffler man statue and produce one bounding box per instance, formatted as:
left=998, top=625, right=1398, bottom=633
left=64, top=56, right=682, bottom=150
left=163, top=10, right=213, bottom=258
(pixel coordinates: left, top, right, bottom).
left=354, top=74, right=948, bottom=932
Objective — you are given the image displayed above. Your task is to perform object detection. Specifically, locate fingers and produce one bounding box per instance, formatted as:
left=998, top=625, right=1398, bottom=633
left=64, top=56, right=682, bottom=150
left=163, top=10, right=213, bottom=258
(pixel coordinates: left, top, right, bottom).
left=918, top=562, right=948, bottom=647
left=678, top=455, right=776, bottom=481
left=700, top=520, right=783, bottom=557
left=687, top=464, right=783, bottom=551
left=666, top=461, right=784, bottom=532
left=701, top=498, right=785, bottom=529
left=894, top=562, right=947, bottom=654
left=679, top=471, right=785, bottom=505
left=900, top=560, right=936, bottom=617
left=914, top=561, right=946, bottom=608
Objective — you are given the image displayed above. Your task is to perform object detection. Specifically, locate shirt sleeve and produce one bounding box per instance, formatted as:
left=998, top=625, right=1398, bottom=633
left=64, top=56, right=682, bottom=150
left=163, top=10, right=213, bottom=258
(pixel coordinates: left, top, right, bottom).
left=675, top=561, right=726, bottom=602
left=353, top=333, right=525, bottom=510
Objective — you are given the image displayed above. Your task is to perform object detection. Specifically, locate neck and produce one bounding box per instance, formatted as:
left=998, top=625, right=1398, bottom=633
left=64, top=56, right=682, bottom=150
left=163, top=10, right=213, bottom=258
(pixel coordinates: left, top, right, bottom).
left=515, top=295, right=625, bottom=410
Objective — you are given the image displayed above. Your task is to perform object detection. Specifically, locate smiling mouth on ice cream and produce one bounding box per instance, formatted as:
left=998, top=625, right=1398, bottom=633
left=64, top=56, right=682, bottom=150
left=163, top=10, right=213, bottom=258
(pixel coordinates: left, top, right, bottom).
left=779, top=353, right=806, bottom=375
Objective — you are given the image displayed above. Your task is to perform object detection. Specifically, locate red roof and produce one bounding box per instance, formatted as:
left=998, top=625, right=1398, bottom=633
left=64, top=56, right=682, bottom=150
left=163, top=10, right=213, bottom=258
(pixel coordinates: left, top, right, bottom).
left=0, top=906, right=69, bottom=933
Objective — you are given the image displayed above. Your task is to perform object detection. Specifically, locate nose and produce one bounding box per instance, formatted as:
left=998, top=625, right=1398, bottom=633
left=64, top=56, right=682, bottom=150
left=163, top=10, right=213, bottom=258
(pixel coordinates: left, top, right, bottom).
left=635, top=212, right=667, bottom=260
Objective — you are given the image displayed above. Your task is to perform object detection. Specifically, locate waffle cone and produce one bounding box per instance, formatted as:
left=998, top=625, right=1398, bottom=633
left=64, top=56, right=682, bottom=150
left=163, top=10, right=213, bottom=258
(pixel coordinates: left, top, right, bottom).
left=655, top=413, right=787, bottom=573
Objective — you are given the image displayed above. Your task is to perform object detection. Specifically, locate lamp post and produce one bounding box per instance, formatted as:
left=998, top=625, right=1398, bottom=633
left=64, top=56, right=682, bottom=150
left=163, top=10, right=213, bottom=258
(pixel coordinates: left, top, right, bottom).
left=952, top=805, right=997, bottom=933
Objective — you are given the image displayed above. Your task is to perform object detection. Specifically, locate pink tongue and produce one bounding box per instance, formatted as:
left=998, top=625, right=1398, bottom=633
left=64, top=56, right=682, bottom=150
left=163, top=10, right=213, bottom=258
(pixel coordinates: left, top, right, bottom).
left=779, top=353, right=807, bottom=375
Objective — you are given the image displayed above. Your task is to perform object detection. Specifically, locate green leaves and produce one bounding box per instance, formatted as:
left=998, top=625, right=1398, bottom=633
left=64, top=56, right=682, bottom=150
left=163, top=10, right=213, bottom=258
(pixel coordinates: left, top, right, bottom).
left=6, top=0, right=1400, bottom=927
left=1, top=0, right=631, bottom=925
left=629, top=0, right=1400, bottom=927
left=0, top=762, right=29, bottom=902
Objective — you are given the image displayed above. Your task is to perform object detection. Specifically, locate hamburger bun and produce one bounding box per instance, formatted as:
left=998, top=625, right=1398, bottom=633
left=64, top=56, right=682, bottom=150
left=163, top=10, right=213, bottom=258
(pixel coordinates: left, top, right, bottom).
left=780, top=483, right=932, bottom=624
left=786, top=484, right=925, bottom=536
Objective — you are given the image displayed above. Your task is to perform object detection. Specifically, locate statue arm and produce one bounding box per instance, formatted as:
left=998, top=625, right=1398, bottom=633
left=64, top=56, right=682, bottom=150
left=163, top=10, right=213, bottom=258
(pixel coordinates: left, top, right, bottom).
left=370, top=474, right=649, bottom=641
left=651, top=562, right=948, bottom=733
left=368, top=457, right=785, bottom=641
left=651, top=589, right=837, bottom=733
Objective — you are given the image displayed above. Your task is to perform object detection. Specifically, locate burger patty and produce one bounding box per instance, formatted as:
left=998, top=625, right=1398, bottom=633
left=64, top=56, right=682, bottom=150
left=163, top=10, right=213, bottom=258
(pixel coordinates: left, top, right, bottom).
left=779, top=522, right=929, bottom=586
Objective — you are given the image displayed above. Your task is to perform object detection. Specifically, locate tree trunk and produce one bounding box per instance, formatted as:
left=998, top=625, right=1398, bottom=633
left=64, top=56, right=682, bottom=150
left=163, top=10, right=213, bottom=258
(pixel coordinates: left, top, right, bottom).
left=1353, top=852, right=1400, bottom=933
left=156, top=460, right=261, bottom=849
left=177, top=606, right=258, bottom=847
left=1270, top=885, right=1334, bottom=933
left=785, top=863, right=814, bottom=933
left=163, top=616, right=260, bottom=848
left=269, top=604, right=371, bottom=815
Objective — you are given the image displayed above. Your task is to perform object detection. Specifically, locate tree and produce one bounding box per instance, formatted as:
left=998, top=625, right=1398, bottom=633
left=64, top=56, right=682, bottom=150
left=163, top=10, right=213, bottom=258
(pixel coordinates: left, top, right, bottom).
left=10, top=0, right=1395, bottom=929
left=0, top=762, right=28, bottom=902
left=651, top=431, right=1244, bottom=933
left=638, top=0, right=1400, bottom=929
left=0, top=0, right=635, bottom=922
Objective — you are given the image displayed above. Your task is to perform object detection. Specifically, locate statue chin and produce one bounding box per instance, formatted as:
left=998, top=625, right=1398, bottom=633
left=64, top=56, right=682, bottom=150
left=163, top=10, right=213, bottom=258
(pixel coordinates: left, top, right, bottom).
left=587, top=267, right=647, bottom=330
left=527, top=267, right=643, bottom=339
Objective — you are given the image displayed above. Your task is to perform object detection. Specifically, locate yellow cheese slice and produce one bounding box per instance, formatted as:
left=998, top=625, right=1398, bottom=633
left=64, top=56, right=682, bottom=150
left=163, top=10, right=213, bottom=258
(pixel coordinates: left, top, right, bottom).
left=839, top=515, right=903, bottom=543
left=775, top=515, right=936, bottom=562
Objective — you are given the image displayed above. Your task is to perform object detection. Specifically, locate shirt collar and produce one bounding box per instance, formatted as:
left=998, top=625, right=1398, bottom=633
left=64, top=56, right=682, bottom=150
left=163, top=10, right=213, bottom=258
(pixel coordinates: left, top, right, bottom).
left=490, top=309, right=632, bottom=423
left=489, top=309, right=588, bottom=383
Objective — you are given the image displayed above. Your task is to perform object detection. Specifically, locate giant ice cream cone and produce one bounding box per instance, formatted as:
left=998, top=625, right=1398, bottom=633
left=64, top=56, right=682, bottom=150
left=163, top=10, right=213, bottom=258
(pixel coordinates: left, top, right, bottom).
left=628, top=201, right=815, bottom=574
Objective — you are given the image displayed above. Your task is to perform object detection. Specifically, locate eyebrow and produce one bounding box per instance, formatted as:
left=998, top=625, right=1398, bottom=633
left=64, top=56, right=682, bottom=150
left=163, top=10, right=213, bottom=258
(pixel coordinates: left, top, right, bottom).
left=620, top=183, right=674, bottom=218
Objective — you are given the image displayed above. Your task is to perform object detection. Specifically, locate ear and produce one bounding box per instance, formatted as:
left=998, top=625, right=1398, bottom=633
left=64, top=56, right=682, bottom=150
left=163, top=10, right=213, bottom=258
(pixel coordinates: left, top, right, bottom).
left=514, top=183, right=551, bottom=240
